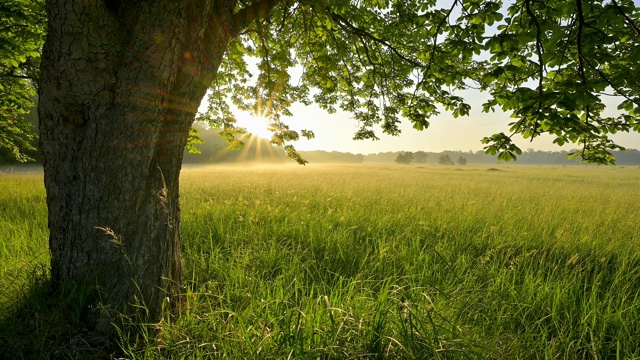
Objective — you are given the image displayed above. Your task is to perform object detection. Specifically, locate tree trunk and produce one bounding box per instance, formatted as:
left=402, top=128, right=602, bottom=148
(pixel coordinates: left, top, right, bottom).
left=38, top=0, right=230, bottom=332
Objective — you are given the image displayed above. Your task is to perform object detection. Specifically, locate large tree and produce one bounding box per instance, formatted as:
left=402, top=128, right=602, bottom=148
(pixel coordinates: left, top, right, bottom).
left=35, top=0, right=640, bottom=331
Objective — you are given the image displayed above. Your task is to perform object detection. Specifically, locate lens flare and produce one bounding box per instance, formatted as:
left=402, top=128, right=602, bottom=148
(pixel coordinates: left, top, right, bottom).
left=236, top=113, right=274, bottom=140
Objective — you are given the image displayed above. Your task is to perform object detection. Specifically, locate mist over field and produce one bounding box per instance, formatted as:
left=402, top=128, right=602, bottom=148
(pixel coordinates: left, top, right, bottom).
left=177, top=126, right=640, bottom=166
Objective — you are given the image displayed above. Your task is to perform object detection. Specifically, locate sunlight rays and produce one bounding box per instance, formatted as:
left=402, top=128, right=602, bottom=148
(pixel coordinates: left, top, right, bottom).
left=237, top=114, right=274, bottom=140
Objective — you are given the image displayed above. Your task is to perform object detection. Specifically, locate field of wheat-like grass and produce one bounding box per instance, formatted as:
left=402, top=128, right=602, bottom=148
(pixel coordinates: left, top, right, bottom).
left=1, top=164, right=639, bottom=358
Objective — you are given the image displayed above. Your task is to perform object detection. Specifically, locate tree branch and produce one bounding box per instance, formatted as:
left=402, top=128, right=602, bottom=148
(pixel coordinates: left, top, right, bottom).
left=230, top=0, right=284, bottom=38
left=612, top=0, right=640, bottom=36
left=1, top=72, right=36, bottom=80
left=525, top=0, right=544, bottom=96
left=573, top=0, right=640, bottom=108
left=575, top=0, right=588, bottom=85
left=550, top=14, right=576, bottom=84
left=326, top=10, right=425, bottom=68
left=425, top=0, right=458, bottom=73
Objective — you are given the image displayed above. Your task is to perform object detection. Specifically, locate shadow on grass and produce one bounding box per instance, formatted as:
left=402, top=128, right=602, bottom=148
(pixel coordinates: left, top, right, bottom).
left=0, top=264, right=118, bottom=359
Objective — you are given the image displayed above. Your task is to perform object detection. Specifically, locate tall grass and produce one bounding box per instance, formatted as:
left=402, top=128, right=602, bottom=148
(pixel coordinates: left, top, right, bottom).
left=0, top=171, right=48, bottom=304
left=1, top=164, right=639, bottom=358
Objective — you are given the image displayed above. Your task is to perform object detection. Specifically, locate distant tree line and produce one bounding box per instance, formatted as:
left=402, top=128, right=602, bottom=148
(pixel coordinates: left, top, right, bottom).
left=371, top=149, right=640, bottom=166
left=4, top=122, right=640, bottom=166
left=297, top=151, right=364, bottom=164
left=394, top=152, right=414, bottom=164
left=394, top=151, right=430, bottom=164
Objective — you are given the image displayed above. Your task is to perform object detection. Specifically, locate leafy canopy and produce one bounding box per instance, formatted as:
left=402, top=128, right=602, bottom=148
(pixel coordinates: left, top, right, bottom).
left=0, top=0, right=45, bottom=162
left=3, top=0, right=639, bottom=165
left=200, top=0, right=640, bottom=164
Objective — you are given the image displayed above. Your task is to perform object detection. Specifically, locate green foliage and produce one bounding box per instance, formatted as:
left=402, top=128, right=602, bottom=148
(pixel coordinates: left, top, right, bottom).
left=476, top=0, right=640, bottom=164
left=184, top=127, right=204, bottom=154
left=0, top=0, right=45, bottom=162
left=3, top=165, right=640, bottom=358
left=482, top=131, right=524, bottom=161
left=457, top=156, right=468, bottom=165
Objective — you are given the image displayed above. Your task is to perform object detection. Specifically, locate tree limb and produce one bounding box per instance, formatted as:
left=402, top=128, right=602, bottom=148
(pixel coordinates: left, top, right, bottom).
left=575, top=0, right=588, bottom=85
left=525, top=0, right=544, bottom=96
left=230, top=0, right=284, bottom=38
left=326, top=10, right=425, bottom=68
left=1, top=72, right=36, bottom=80
left=612, top=0, right=640, bottom=36
left=576, top=0, right=640, bottom=107
left=425, top=0, right=458, bottom=73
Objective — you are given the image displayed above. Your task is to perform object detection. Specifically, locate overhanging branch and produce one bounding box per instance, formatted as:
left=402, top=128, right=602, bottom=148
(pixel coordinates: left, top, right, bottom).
left=230, top=0, right=284, bottom=38
left=326, top=10, right=425, bottom=68
left=1, top=72, right=36, bottom=80
left=612, top=0, right=640, bottom=36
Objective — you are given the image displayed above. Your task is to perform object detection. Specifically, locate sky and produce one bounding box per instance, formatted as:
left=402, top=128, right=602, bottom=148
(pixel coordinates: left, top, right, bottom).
left=208, top=91, right=640, bottom=155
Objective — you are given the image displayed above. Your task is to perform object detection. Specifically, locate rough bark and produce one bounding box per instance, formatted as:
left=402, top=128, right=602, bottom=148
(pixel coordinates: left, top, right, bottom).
left=38, top=0, right=232, bottom=331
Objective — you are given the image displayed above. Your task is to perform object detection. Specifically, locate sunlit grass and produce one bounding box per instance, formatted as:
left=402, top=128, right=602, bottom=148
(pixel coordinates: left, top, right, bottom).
left=1, top=164, right=639, bottom=358
left=0, top=171, right=48, bottom=278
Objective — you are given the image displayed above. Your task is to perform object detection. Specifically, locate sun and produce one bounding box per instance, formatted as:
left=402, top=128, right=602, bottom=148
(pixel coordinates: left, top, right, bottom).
left=235, top=112, right=274, bottom=140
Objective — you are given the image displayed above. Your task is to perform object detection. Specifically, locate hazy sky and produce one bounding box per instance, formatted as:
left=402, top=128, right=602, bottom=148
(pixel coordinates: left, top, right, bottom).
left=221, top=91, right=640, bottom=155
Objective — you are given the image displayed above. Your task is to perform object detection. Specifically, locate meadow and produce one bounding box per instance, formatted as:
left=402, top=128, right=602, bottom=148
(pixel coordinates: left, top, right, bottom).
left=1, top=164, right=639, bottom=359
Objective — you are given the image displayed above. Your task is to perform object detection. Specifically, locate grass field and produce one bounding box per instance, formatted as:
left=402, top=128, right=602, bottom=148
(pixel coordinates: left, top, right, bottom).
left=1, top=164, right=640, bottom=358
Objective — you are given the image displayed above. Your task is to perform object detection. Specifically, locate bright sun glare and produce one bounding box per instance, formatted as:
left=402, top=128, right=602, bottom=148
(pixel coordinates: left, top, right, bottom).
left=235, top=113, right=273, bottom=140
